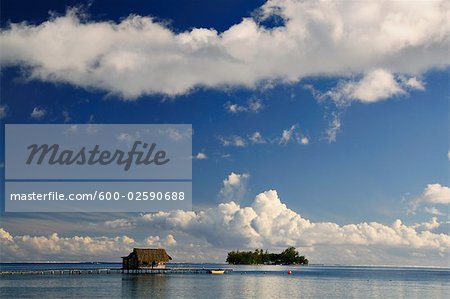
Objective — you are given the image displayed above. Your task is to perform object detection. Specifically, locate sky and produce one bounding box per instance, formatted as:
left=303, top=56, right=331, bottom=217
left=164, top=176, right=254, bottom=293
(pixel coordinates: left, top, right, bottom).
left=0, top=0, right=449, bottom=266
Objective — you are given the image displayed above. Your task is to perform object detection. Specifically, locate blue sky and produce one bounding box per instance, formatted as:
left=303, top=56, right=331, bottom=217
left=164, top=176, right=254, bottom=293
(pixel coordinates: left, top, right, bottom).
left=0, top=0, right=448, bottom=265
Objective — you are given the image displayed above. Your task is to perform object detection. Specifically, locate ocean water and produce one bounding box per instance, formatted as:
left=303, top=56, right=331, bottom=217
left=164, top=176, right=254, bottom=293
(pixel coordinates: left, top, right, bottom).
left=0, top=263, right=449, bottom=298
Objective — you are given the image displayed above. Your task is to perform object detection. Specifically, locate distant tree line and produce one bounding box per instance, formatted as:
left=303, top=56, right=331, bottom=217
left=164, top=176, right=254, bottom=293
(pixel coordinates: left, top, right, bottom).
left=226, top=247, right=308, bottom=265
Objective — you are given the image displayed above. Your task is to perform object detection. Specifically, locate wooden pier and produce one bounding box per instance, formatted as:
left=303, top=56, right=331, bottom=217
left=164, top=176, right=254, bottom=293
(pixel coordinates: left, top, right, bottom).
left=0, top=268, right=233, bottom=276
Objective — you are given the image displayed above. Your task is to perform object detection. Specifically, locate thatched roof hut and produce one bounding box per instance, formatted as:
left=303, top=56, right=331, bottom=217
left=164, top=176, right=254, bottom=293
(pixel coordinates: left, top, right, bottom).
left=122, top=248, right=172, bottom=269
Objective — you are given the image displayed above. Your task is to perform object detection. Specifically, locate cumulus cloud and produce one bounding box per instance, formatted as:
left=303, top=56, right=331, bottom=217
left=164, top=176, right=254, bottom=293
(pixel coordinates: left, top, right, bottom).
left=413, top=217, right=441, bottom=231
left=2, top=189, right=449, bottom=265
left=0, top=228, right=136, bottom=262
left=104, top=189, right=450, bottom=265
left=225, top=98, right=264, bottom=114
left=144, top=234, right=176, bottom=247
left=165, top=234, right=177, bottom=246
left=144, top=235, right=161, bottom=246
left=312, top=69, right=425, bottom=105
left=0, top=228, right=181, bottom=262
left=1, top=0, right=448, bottom=98
left=409, top=184, right=450, bottom=213
left=0, top=226, right=219, bottom=262
left=30, top=107, right=46, bottom=120
left=194, top=152, right=208, bottom=160
left=0, top=104, right=7, bottom=119
left=102, top=218, right=134, bottom=229
left=218, top=172, right=250, bottom=202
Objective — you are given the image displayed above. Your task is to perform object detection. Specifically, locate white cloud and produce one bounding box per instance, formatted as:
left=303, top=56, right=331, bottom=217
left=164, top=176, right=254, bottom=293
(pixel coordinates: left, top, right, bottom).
left=249, top=131, right=266, bottom=144
left=279, top=125, right=297, bottom=145
left=1, top=0, right=448, bottom=98
left=413, top=217, right=441, bottom=231
left=145, top=234, right=178, bottom=247
left=278, top=124, right=308, bottom=145
left=30, top=107, right=46, bottom=120
left=0, top=226, right=215, bottom=262
left=225, top=98, right=264, bottom=114
left=194, top=152, right=208, bottom=160
left=218, top=172, right=250, bottom=202
left=409, top=184, right=450, bottom=213
left=222, top=126, right=309, bottom=147
left=0, top=228, right=136, bottom=262
left=424, top=207, right=445, bottom=216
left=219, top=135, right=247, bottom=147
left=313, top=69, right=426, bottom=105
left=0, top=227, right=180, bottom=262
left=0, top=105, right=7, bottom=119
left=2, top=189, right=449, bottom=265
left=144, top=235, right=160, bottom=246
left=165, top=234, right=177, bottom=246
left=325, top=113, right=342, bottom=143
left=113, top=189, right=449, bottom=265
left=248, top=99, right=264, bottom=113
left=306, top=70, right=426, bottom=142
left=343, top=69, right=405, bottom=103
left=225, top=104, right=242, bottom=113
left=402, top=76, right=426, bottom=90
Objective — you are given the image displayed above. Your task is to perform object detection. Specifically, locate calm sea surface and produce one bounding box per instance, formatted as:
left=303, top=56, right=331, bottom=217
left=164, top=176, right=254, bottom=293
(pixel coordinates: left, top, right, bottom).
left=0, top=263, right=449, bottom=298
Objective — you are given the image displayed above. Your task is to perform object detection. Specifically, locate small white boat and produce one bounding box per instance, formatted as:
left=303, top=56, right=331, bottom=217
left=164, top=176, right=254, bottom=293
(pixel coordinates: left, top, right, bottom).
left=209, top=269, right=225, bottom=274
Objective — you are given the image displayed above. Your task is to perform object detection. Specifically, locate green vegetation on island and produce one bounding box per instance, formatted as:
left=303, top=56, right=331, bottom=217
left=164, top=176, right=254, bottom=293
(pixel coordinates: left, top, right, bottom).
left=226, top=247, right=308, bottom=265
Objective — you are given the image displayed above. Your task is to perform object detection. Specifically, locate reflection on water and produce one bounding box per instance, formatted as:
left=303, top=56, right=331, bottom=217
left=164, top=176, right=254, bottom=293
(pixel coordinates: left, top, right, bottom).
left=1, top=266, right=449, bottom=298
left=117, top=271, right=449, bottom=299
left=122, top=274, right=168, bottom=297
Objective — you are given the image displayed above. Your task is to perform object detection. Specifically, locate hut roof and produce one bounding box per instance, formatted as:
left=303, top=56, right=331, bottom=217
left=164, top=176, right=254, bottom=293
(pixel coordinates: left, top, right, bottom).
left=124, top=248, right=172, bottom=263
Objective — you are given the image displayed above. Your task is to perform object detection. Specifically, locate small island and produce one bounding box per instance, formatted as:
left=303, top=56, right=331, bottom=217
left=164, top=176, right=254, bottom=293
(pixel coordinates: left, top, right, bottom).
left=226, top=246, right=308, bottom=265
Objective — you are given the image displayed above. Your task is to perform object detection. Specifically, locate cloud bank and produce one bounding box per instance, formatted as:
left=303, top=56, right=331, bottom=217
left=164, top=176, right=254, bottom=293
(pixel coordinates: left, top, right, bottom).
left=1, top=0, right=448, bottom=98
left=2, top=189, right=448, bottom=265
left=134, top=190, right=449, bottom=253
left=0, top=228, right=136, bottom=261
